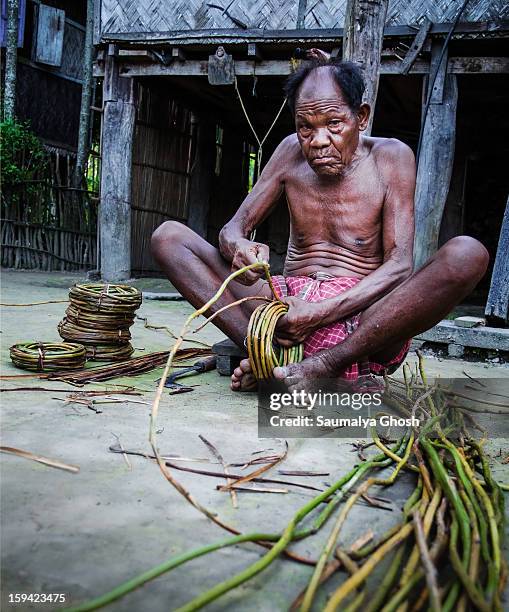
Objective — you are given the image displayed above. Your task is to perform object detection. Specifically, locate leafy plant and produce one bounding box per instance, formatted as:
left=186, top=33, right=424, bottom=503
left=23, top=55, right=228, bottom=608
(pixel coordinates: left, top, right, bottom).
left=0, top=120, right=47, bottom=195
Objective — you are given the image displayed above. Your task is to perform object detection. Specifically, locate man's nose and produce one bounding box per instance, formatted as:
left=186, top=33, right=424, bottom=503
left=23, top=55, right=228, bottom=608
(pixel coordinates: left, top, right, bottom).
left=309, top=127, right=331, bottom=148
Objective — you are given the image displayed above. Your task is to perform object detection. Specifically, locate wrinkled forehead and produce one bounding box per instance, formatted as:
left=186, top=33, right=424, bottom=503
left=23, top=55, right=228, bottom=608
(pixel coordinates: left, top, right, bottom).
left=295, top=66, right=349, bottom=111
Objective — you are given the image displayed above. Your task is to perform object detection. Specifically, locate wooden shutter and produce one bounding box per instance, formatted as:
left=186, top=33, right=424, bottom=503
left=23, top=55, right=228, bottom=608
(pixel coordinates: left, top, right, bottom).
left=35, top=4, right=64, bottom=66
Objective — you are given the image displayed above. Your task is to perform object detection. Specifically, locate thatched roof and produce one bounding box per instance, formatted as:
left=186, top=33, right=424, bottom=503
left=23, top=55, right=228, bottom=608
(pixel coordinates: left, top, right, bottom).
left=97, top=0, right=507, bottom=41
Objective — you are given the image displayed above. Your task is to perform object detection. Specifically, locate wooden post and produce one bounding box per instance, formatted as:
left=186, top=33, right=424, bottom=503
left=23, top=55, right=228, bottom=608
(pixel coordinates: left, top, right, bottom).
left=99, top=47, right=136, bottom=281
left=187, top=114, right=215, bottom=238
left=3, top=0, right=19, bottom=120
left=414, top=42, right=458, bottom=270
left=343, top=0, right=389, bottom=135
left=485, top=196, right=509, bottom=325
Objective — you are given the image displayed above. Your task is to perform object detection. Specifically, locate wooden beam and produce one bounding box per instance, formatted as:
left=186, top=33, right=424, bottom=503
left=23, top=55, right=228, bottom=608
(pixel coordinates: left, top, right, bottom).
left=98, top=21, right=509, bottom=44
left=414, top=42, right=458, bottom=270
left=100, top=49, right=136, bottom=281
left=400, top=17, right=432, bottom=75
left=118, top=49, right=153, bottom=59
left=19, top=56, right=84, bottom=84
left=448, top=56, right=509, bottom=73
left=343, top=0, right=389, bottom=135
left=97, top=56, right=509, bottom=79
left=485, top=197, right=509, bottom=325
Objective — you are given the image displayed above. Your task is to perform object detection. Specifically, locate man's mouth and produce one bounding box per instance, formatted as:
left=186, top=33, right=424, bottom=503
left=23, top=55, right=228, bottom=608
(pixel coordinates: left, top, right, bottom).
left=311, top=157, right=341, bottom=166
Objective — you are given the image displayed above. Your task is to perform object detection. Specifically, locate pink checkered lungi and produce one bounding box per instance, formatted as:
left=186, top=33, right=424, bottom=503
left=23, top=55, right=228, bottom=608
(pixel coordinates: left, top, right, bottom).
left=271, top=274, right=411, bottom=383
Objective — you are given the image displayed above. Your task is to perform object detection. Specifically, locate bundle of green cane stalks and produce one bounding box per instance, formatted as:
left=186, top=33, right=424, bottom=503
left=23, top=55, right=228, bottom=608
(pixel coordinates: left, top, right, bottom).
left=58, top=284, right=142, bottom=361
left=10, top=342, right=87, bottom=371
left=67, top=361, right=507, bottom=612
left=67, top=261, right=507, bottom=612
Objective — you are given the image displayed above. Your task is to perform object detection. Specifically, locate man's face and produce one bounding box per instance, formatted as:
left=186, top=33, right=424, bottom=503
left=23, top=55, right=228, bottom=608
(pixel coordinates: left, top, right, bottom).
left=295, top=67, right=366, bottom=177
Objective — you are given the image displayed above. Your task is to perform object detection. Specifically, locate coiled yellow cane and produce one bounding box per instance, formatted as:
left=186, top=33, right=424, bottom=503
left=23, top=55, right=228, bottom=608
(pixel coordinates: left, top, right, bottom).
left=247, top=301, right=303, bottom=380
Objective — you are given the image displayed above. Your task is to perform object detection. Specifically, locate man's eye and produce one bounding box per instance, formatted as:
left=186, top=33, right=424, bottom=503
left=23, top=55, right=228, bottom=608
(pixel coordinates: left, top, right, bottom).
left=328, top=120, right=341, bottom=128
left=299, top=125, right=312, bottom=134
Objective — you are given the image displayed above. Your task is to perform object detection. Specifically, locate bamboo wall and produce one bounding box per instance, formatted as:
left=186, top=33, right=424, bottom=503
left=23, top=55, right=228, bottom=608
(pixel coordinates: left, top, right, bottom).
left=130, top=82, right=195, bottom=274
left=1, top=148, right=98, bottom=271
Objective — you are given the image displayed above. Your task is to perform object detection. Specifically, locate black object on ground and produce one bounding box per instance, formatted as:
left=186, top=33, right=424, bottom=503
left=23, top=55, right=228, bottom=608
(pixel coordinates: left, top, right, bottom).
left=212, top=339, right=247, bottom=375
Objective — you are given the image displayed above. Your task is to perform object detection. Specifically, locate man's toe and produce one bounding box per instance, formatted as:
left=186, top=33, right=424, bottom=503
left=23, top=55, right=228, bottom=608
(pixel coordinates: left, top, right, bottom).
left=239, top=358, right=252, bottom=373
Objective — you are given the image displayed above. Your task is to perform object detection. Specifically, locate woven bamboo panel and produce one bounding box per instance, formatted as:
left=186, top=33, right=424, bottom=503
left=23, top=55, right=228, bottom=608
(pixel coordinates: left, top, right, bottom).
left=61, top=22, right=85, bottom=81
left=130, top=82, right=194, bottom=274
left=100, top=0, right=506, bottom=36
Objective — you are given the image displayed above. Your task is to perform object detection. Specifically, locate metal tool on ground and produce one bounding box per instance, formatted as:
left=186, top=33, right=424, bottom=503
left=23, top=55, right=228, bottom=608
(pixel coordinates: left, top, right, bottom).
left=162, top=356, right=217, bottom=393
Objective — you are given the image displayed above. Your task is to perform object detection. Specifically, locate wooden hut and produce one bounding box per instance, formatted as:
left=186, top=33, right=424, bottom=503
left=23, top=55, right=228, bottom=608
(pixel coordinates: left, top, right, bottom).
left=92, top=0, right=509, bottom=332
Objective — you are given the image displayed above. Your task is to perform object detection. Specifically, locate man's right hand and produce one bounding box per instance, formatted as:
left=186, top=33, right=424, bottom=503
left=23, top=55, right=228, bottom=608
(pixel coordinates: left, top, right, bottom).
left=231, top=238, right=270, bottom=285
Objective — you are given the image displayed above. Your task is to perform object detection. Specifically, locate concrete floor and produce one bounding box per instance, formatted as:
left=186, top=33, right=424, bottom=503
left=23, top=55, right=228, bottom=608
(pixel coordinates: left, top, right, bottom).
left=1, top=270, right=508, bottom=611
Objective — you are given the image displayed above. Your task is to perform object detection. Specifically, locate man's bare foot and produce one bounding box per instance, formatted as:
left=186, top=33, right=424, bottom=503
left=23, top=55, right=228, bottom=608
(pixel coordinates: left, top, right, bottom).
left=231, top=358, right=258, bottom=391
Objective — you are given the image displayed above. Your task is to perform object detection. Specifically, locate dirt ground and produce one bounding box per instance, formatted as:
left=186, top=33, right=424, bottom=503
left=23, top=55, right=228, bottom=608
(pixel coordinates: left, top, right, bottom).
left=1, top=270, right=508, bottom=611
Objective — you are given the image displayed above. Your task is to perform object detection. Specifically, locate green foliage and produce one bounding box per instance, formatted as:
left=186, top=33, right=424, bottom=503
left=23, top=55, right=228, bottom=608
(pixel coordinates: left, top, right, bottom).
left=0, top=120, right=47, bottom=195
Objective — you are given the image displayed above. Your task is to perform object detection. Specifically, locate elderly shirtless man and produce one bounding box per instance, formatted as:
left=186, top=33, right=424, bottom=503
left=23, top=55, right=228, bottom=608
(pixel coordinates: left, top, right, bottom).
left=151, top=58, right=488, bottom=392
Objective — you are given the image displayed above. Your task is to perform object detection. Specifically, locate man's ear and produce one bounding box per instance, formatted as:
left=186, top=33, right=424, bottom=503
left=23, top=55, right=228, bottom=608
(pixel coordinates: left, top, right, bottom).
left=357, top=103, right=370, bottom=132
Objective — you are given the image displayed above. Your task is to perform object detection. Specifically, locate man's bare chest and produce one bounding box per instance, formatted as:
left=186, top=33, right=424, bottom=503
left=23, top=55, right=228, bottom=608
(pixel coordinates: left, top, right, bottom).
left=284, top=163, right=386, bottom=231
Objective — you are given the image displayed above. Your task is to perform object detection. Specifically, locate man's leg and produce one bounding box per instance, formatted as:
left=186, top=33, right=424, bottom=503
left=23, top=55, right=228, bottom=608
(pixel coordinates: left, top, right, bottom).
left=151, top=221, right=271, bottom=347
left=274, top=236, right=489, bottom=388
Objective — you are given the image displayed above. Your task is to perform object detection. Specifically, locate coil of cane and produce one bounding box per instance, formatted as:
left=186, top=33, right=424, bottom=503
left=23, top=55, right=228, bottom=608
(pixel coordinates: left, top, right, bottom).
left=10, top=342, right=87, bottom=371
left=64, top=304, right=135, bottom=331
left=69, top=284, right=142, bottom=314
left=58, top=318, right=131, bottom=345
left=85, top=343, right=134, bottom=361
left=247, top=301, right=303, bottom=381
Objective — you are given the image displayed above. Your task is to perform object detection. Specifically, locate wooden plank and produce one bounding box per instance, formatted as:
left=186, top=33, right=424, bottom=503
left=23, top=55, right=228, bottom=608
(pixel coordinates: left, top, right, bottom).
left=343, top=0, right=389, bottom=135
left=430, top=40, right=447, bottom=104
left=99, top=52, right=136, bottom=281
left=415, top=320, right=509, bottom=351
left=449, top=56, right=509, bottom=73
left=99, top=21, right=509, bottom=44
left=485, top=196, right=509, bottom=325
left=400, top=17, right=432, bottom=75
left=35, top=4, right=64, bottom=66
left=97, top=57, right=509, bottom=80
left=414, top=42, right=458, bottom=270
left=93, top=0, right=101, bottom=45
left=118, top=49, right=153, bottom=58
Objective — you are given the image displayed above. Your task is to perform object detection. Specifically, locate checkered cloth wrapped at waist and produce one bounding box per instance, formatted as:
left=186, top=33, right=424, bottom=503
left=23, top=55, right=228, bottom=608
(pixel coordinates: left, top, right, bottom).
left=271, top=273, right=411, bottom=384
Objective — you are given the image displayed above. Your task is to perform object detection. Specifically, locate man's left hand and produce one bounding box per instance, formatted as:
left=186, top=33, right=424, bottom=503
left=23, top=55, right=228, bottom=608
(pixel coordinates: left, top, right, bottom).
left=275, top=297, right=323, bottom=346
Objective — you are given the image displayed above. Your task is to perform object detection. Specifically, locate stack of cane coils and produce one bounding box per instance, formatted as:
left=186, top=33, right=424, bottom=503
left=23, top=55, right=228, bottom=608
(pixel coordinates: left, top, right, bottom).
left=58, top=284, right=142, bottom=361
